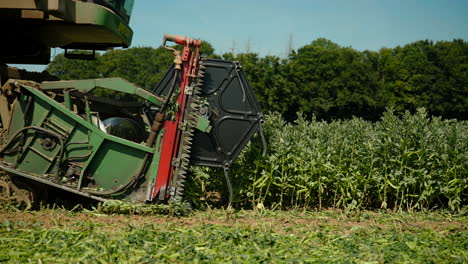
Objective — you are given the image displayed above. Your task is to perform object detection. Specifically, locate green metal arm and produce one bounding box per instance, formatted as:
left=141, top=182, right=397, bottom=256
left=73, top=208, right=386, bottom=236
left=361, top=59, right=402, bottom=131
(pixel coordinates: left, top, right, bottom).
left=40, top=78, right=164, bottom=106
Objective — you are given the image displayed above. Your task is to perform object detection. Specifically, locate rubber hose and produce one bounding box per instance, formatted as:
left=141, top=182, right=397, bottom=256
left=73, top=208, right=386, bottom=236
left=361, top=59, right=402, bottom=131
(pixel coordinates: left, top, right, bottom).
left=160, top=69, right=180, bottom=114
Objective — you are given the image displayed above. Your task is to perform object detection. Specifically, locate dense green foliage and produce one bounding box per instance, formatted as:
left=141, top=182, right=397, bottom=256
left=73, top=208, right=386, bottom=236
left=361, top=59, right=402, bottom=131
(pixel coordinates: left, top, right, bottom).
left=190, top=108, right=467, bottom=211
left=47, top=38, right=468, bottom=121
left=0, top=209, right=466, bottom=263
left=47, top=42, right=217, bottom=91
left=232, top=39, right=468, bottom=121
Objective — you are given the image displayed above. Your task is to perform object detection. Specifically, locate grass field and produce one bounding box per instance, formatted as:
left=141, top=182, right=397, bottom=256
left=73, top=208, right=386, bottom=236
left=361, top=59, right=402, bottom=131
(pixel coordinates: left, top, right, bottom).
left=0, top=205, right=466, bottom=263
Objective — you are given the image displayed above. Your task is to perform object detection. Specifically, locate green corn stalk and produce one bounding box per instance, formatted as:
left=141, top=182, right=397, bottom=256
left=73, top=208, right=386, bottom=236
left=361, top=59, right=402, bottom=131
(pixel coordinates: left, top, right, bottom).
left=188, top=108, right=467, bottom=212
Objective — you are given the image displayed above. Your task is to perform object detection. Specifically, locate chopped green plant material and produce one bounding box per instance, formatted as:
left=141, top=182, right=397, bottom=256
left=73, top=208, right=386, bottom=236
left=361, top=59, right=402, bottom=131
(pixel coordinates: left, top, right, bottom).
left=97, top=200, right=192, bottom=216
left=0, top=209, right=466, bottom=263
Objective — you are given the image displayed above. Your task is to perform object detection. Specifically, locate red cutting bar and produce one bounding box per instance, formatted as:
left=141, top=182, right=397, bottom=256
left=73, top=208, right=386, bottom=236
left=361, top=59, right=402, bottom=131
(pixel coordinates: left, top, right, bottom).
left=150, top=35, right=202, bottom=200
left=150, top=120, right=177, bottom=199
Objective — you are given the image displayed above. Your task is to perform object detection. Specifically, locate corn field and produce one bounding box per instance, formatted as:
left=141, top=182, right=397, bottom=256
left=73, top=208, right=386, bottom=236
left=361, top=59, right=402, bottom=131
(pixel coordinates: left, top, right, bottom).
left=190, top=108, right=467, bottom=211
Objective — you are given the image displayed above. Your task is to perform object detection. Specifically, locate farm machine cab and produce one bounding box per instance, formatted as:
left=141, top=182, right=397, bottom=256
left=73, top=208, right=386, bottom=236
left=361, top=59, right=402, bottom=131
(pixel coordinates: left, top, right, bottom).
left=0, top=0, right=134, bottom=63
left=0, top=1, right=264, bottom=206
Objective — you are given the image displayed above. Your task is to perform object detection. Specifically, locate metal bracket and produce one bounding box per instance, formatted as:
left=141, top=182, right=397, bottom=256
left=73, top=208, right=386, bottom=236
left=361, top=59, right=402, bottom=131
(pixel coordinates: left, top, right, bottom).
left=178, top=121, right=188, bottom=131
left=184, top=85, right=193, bottom=95
left=234, top=61, right=243, bottom=71
left=158, top=186, right=167, bottom=200
left=64, top=49, right=96, bottom=60
left=169, top=186, right=176, bottom=196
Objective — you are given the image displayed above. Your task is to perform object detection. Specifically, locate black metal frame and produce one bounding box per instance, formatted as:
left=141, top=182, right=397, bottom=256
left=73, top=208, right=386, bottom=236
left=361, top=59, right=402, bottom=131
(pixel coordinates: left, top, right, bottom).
left=153, top=59, right=263, bottom=168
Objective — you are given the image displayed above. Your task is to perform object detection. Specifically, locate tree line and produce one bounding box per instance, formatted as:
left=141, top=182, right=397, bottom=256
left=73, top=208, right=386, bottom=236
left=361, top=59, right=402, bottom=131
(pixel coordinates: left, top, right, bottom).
left=47, top=38, right=468, bottom=121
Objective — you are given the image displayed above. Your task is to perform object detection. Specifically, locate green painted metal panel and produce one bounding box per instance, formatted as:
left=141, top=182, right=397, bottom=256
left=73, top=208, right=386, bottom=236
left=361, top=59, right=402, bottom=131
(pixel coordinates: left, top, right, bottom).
left=145, top=129, right=164, bottom=200
left=2, top=83, right=158, bottom=195
left=17, top=135, right=58, bottom=175
left=76, top=134, right=104, bottom=190
left=29, top=95, right=52, bottom=131
left=66, top=125, right=94, bottom=161
left=40, top=78, right=163, bottom=106
left=90, top=3, right=133, bottom=44
left=3, top=97, right=26, bottom=166
left=50, top=0, right=134, bottom=46
left=5, top=94, right=76, bottom=177
left=21, top=84, right=154, bottom=153
left=6, top=98, right=25, bottom=140
left=84, top=140, right=146, bottom=190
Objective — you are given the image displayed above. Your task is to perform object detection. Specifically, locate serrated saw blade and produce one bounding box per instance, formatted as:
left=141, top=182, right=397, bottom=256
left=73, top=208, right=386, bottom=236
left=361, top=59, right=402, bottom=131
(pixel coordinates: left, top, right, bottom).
left=169, top=59, right=206, bottom=202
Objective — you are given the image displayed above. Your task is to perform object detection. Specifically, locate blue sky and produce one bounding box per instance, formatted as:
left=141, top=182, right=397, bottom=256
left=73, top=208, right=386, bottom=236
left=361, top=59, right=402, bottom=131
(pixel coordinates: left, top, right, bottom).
left=129, top=0, right=467, bottom=55
left=12, top=0, right=468, bottom=71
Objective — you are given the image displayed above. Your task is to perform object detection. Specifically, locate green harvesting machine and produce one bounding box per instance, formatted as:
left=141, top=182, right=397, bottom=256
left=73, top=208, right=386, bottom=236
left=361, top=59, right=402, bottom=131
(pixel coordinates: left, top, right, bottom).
left=0, top=0, right=264, bottom=206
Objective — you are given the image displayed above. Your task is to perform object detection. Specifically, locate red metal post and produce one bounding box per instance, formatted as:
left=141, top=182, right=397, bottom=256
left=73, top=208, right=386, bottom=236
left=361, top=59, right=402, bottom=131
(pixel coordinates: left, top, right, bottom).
left=150, top=35, right=202, bottom=200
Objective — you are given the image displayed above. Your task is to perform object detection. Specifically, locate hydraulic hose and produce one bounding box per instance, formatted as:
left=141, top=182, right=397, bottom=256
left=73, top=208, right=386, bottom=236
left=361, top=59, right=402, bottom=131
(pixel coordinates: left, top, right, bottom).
left=160, top=69, right=180, bottom=114
left=146, top=48, right=182, bottom=148
left=146, top=69, right=179, bottom=148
